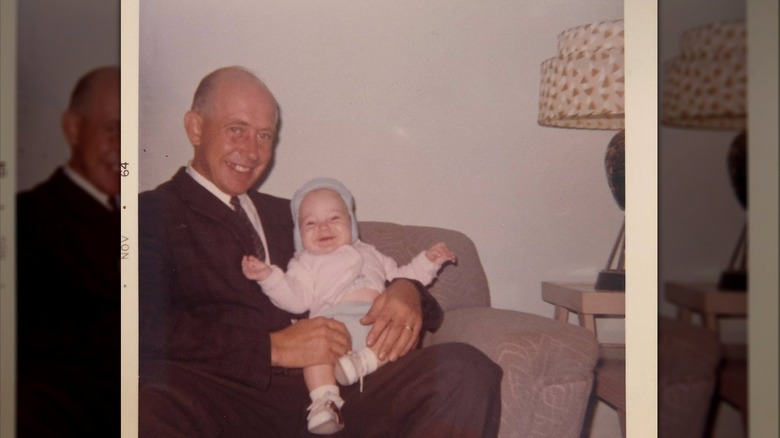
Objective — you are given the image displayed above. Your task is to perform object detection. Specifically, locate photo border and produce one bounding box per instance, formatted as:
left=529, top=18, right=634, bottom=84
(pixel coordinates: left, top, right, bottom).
left=0, top=0, right=18, bottom=435
left=624, top=0, right=658, bottom=434
left=120, top=0, right=140, bottom=436
left=120, top=0, right=651, bottom=436
left=747, top=0, right=779, bottom=435
left=117, top=0, right=780, bottom=436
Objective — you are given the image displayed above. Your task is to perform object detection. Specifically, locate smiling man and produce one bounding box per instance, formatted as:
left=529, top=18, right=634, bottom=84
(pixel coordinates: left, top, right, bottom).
left=138, top=66, right=502, bottom=437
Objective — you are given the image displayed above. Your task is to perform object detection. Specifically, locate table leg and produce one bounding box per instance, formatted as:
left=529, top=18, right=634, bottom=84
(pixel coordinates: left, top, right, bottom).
left=554, top=306, right=569, bottom=323
left=579, top=314, right=597, bottom=335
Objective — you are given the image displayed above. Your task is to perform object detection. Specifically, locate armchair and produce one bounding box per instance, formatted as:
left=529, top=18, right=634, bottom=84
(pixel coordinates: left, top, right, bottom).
left=359, top=221, right=600, bottom=438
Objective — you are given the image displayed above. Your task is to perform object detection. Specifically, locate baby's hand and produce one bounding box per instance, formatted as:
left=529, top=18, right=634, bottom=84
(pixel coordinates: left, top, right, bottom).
left=242, top=255, right=272, bottom=281
left=426, top=242, right=456, bottom=266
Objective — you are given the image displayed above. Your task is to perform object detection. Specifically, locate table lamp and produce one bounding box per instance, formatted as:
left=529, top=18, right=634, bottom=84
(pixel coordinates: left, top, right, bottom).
left=661, top=20, right=747, bottom=291
left=538, top=19, right=626, bottom=291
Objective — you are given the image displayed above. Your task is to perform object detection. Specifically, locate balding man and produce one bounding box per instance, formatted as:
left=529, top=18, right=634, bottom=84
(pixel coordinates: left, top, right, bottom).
left=138, top=66, right=502, bottom=437
left=16, top=66, right=121, bottom=435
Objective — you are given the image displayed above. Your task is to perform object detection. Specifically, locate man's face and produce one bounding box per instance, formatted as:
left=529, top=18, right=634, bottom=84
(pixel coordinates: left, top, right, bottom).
left=298, top=189, right=353, bottom=255
left=66, top=74, right=121, bottom=196
left=187, top=77, right=278, bottom=196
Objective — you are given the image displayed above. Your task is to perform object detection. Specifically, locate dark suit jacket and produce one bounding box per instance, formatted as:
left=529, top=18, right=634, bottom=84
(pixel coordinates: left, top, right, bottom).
left=16, top=167, right=120, bottom=435
left=139, top=168, right=299, bottom=390
left=16, top=167, right=120, bottom=362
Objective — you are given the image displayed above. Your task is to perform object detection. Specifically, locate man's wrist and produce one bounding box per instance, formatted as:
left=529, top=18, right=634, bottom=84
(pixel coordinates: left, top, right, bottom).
left=269, top=331, right=281, bottom=367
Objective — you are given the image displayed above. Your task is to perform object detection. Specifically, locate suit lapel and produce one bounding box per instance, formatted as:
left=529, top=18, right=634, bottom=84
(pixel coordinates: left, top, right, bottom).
left=169, top=168, right=263, bottom=257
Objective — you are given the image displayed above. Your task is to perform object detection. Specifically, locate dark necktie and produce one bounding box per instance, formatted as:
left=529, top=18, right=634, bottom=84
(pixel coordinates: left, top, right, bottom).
left=230, top=196, right=266, bottom=260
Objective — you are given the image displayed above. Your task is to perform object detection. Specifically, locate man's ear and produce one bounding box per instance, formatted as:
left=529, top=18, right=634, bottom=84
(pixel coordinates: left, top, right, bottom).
left=184, top=111, right=203, bottom=146
left=61, top=110, right=81, bottom=147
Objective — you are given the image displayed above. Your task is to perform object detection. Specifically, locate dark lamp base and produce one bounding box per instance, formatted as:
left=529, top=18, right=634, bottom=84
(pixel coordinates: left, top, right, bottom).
left=595, top=270, right=625, bottom=292
left=718, top=270, right=747, bottom=292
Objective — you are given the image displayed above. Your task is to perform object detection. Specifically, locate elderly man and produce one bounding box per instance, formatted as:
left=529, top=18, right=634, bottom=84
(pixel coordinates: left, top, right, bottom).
left=16, top=66, right=121, bottom=435
left=139, top=66, right=502, bottom=437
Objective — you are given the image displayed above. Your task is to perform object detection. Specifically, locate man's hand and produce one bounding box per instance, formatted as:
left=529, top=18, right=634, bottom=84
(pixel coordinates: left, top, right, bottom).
left=270, top=317, right=351, bottom=368
left=361, top=279, right=422, bottom=362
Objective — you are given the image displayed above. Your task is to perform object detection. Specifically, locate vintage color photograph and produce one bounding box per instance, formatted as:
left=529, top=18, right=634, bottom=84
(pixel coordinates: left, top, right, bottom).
left=135, top=1, right=629, bottom=437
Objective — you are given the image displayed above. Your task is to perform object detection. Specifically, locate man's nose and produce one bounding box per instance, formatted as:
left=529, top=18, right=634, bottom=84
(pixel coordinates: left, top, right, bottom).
left=241, top=137, right=260, bottom=160
left=241, top=133, right=266, bottom=160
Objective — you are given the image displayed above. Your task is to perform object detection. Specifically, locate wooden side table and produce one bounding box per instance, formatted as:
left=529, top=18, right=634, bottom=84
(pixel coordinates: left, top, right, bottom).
left=542, top=281, right=625, bottom=338
left=664, top=282, right=747, bottom=333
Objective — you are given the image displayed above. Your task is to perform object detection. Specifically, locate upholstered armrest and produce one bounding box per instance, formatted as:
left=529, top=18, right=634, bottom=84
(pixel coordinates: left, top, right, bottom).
left=360, top=221, right=600, bottom=437
left=424, top=307, right=599, bottom=438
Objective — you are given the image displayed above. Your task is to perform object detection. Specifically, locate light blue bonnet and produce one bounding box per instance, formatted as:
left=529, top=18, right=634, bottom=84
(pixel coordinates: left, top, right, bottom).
left=291, top=177, right=360, bottom=252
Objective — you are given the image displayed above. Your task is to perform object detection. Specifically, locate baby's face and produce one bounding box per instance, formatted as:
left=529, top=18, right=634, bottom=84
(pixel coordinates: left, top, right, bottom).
left=298, top=189, right=353, bottom=255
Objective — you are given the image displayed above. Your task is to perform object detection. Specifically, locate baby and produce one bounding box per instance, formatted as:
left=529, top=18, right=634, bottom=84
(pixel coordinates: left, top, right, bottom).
left=242, top=178, right=455, bottom=434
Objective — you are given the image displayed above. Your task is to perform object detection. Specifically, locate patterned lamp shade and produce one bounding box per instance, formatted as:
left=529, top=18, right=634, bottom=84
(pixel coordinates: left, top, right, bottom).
left=538, top=20, right=625, bottom=130
left=661, top=20, right=747, bottom=130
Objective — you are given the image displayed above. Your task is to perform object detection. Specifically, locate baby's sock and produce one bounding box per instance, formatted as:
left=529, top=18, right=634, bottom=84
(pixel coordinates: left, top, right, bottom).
left=310, top=384, right=339, bottom=402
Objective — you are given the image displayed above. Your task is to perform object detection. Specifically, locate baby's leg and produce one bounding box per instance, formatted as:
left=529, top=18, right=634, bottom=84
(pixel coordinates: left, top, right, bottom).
left=304, top=364, right=345, bottom=434
left=304, top=363, right=337, bottom=393
left=318, top=301, right=390, bottom=387
left=335, top=329, right=390, bottom=387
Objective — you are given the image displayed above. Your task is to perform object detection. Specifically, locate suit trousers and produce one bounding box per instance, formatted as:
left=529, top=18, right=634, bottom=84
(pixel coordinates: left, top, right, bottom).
left=140, top=342, right=502, bottom=437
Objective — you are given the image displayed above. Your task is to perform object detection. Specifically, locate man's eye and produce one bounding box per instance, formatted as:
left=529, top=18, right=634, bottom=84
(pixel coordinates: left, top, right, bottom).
left=257, top=132, right=276, bottom=143
left=230, top=127, right=243, bottom=134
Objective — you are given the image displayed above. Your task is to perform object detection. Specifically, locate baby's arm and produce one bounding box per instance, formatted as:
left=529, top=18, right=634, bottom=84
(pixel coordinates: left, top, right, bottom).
left=244, top=255, right=317, bottom=315
left=377, top=241, right=456, bottom=287
left=242, top=255, right=273, bottom=281
left=425, top=242, right=457, bottom=266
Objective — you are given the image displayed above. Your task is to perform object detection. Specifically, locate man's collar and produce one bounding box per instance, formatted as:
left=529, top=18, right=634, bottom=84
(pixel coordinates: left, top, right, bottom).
left=185, top=164, right=249, bottom=209
left=62, top=165, right=113, bottom=210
